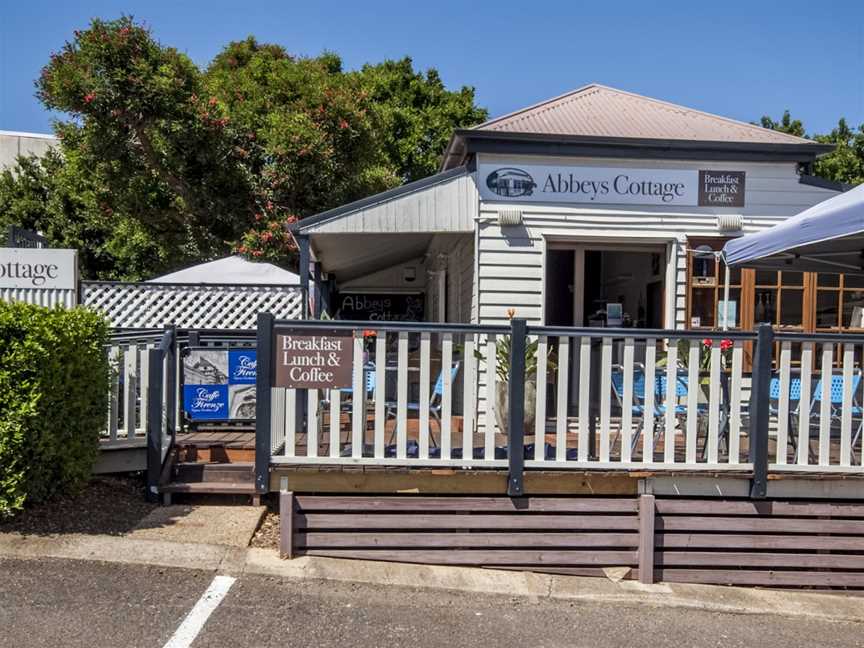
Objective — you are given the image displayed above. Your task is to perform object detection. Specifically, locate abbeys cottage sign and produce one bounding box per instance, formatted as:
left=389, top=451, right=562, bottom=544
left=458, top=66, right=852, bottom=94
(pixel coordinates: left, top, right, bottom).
left=478, top=162, right=746, bottom=208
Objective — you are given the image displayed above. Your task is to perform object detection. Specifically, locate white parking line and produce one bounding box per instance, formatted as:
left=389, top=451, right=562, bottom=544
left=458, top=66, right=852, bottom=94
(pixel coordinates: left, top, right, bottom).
left=163, top=575, right=236, bottom=648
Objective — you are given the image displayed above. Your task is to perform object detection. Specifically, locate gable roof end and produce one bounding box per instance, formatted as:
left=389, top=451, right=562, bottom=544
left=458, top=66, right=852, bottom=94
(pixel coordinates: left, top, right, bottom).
left=441, top=84, right=832, bottom=169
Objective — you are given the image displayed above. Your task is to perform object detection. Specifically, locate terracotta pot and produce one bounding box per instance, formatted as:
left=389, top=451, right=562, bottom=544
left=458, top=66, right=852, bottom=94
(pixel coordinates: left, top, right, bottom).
left=494, top=378, right=537, bottom=437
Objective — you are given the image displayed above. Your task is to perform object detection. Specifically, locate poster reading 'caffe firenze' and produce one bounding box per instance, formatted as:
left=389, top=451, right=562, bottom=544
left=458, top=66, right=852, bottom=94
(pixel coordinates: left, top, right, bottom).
left=183, top=348, right=257, bottom=421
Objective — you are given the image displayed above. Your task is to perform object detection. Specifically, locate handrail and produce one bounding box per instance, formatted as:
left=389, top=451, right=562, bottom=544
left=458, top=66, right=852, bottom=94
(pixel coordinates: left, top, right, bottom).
left=273, top=319, right=512, bottom=335
left=530, top=325, right=759, bottom=341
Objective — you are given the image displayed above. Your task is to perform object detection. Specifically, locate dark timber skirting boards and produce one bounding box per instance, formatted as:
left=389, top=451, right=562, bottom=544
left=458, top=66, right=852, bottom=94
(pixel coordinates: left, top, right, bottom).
left=280, top=493, right=864, bottom=589
left=653, top=498, right=864, bottom=587
left=286, top=495, right=641, bottom=579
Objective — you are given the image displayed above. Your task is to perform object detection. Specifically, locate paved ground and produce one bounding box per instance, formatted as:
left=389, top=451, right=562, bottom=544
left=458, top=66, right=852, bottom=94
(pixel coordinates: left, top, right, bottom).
left=127, top=504, right=266, bottom=547
left=2, top=557, right=863, bottom=648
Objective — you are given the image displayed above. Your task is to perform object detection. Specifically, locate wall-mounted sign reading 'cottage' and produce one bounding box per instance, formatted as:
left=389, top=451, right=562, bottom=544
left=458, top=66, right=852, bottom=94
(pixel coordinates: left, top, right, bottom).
left=275, top=330, right=353, bottom=389
left=0, top=248, right=77, bottom=290
left=478, top=162, right=746, bottom=208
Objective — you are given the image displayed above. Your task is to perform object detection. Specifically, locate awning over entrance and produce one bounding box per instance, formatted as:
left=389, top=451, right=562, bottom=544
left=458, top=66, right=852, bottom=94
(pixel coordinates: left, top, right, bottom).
left=722, top=183, right=864, bottom=274
left=312, top=233, right=434, bottom=282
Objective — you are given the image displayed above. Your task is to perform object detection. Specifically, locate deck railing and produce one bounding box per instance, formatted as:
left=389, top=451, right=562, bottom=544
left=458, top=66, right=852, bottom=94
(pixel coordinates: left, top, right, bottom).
left=768, top=331, right=864, bottom=473
left=523, top=325, right=758, bottom=472
left=102, top=328, right=257, bottom=448
left=258, top=315, right=511, bottom=476
left=258, top=315, right=864, bottom=496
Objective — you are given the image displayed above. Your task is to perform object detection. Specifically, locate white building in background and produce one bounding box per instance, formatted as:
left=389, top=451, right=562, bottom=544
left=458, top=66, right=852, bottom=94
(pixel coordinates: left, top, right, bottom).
left=0, top=130, right=58, bottom=169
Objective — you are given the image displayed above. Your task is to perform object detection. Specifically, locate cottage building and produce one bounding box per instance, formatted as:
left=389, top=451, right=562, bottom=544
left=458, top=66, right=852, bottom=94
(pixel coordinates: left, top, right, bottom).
left=295, top=84, right=849, bottom=336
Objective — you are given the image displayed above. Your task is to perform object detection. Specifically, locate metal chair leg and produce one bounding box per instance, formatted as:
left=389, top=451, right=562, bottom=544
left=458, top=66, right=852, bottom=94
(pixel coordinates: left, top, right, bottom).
left=851, top=419, right=863, bottom=462
left=430, top=410, right=440, bottom=449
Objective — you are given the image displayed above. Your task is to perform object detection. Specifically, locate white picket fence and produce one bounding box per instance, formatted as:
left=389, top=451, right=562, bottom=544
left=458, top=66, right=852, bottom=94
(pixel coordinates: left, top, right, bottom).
left=102, top=341, right=179, bottom=449
left=270, top=328, right=509, bottom=467
left=769, top=336, right=864, bottom=472
left=268, top=323, right=864, bottom=474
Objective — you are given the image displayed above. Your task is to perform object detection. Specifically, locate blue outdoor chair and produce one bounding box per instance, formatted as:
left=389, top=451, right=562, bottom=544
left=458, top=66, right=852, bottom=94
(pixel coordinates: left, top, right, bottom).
left=610, top=364, right=675, bottom=454
left=765, top=375, right=802, bottom=458
left=319, top=366, right=376, bottom=442
left=386, top=361, right=461, bottom=448
left=808, top=373, right=864, bottom=460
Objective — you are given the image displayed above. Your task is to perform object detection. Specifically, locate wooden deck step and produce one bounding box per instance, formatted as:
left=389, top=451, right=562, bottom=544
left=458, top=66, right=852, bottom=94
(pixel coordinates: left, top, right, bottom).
left=160, top=481, right=258, bottom=495
left=160, top=457, right=256, bottom=499
left=172, top=461, right=254, bottom=484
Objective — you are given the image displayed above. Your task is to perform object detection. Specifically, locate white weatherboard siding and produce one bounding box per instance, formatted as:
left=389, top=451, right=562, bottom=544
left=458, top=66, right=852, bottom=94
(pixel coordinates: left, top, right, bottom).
left=302, top=172, right=477, bottom=234
left=475, top=155, right=839, bottom=327
left=469, top=155, right=838, bottom=433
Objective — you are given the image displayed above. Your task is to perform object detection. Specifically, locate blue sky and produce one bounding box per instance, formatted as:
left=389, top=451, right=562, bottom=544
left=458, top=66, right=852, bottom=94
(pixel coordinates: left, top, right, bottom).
left=1, top=0, right=862, bottom=136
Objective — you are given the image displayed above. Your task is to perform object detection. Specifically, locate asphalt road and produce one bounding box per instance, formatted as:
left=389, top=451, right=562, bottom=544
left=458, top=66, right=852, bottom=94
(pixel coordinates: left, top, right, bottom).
left=2, top=557, right=863, bottom=648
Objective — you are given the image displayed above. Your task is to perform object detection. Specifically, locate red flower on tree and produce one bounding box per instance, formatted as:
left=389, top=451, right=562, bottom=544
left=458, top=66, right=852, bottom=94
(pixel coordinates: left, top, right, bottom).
left=83, top=93, right=96, bottom=104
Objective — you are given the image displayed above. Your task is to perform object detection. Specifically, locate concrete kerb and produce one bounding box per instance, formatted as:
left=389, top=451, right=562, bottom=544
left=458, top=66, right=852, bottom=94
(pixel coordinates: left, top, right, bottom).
left=1, top=532, right=863, bottom=624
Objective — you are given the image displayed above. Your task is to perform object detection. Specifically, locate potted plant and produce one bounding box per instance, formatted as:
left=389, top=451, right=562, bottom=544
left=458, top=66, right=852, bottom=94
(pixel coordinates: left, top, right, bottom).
left=482, top=309, right=555, bottom=437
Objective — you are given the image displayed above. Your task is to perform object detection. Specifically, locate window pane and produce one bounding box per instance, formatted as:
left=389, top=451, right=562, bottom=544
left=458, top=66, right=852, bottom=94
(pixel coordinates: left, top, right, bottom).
left=719, top=264, right=741, bottom=286
left=780, top=271, right=804, bottom=287
left=691, top=288, right=715, bottom=328
left=718, top=288, right=740, bottom=328
left=816, top=291, right=840, bottom=328
left=779, top=289, right=805, bottom=327
left=842, top=290, right=864, bottom=328
left=754, top=289, right=777, bottom=324
left=844, top=274, right=864, bottom=289
left=817, top=273, right=840, bottom=288
left=755, top=270, right=779, bottom=287
left=692, top=246, right=716, bottom=280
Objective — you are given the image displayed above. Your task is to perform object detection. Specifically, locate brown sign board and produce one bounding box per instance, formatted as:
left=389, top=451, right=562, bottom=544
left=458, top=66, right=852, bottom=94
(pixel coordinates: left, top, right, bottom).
left=698, top=170, right=746, bottom=208
left=275, top=329, right=353, bottom=389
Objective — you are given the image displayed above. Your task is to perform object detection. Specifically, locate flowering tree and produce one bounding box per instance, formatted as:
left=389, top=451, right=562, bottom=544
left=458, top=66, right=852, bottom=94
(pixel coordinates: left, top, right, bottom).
left=1, top=18, right=487, bottom=277
left=36, top=17, right=254, bottom=268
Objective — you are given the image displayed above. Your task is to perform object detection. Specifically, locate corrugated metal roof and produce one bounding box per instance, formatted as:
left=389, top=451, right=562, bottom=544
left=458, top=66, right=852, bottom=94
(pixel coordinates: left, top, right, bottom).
left=474, top=84, right=814, bottom=145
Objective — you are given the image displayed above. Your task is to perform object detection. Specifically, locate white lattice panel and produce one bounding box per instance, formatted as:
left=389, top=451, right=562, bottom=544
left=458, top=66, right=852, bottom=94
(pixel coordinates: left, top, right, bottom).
left=82, top=282, right=304, bottom=329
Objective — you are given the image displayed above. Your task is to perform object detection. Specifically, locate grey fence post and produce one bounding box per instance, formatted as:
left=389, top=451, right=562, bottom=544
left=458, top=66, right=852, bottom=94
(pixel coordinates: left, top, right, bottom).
left=507, top=318, right=527, bottom=497
left=165, top=325, right=177, bottom=442
left=298, top=235, right=310, bottom=319
left=255, top=312, right=275, bottom=494
left=146, top=348, right=164, bottom=503
left=638, top=493, right=656, bottom=584
left=749, top=323, right=773, bottom=499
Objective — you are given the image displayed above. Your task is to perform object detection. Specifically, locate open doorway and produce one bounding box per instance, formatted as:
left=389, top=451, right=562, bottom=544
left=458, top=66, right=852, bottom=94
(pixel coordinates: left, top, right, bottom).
left=545, top=244, right=667, bottom=328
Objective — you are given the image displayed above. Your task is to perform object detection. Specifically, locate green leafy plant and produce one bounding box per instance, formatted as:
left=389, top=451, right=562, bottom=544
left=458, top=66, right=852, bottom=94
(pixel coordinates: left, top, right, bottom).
left=475, top=309, right=555, bottom=382
left=0, top=303, right=109, bottom=517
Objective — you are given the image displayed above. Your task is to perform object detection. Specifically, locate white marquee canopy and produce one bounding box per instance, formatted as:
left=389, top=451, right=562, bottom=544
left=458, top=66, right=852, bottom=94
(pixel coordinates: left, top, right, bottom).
left=147, top=255, right=300, bottom=285
left=722, top=183, right=864, bottom=275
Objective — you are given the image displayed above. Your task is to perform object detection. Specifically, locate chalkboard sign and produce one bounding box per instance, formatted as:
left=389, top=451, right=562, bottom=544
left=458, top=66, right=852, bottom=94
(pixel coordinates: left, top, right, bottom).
left=337, top=293, right=424, bottom=321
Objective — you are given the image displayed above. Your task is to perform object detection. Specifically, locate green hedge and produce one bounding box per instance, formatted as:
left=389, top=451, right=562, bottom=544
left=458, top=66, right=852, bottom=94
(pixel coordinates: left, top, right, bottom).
left=0, top=302, right=109, bottom=516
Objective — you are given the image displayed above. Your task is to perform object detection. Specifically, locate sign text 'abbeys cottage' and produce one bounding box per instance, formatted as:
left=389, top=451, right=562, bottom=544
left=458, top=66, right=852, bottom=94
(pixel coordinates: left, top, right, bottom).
left=275, top=330, right=353, bottom=389
left=478, top=162, right=746, bottom=208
